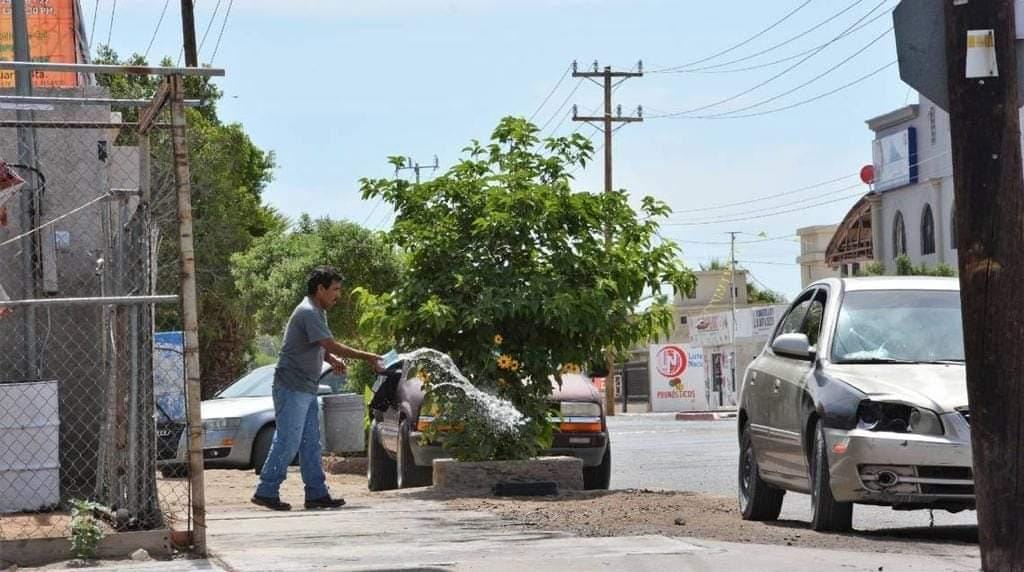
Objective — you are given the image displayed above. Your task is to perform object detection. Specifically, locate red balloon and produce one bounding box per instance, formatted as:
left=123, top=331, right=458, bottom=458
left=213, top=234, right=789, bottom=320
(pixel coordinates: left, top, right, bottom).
left=860, top=164, right=875, bottom=185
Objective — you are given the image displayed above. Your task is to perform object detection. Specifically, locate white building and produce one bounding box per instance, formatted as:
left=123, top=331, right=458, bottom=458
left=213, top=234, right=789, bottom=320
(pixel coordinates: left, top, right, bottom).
left=797, top=224, right=840, bottom=288
left=826, top=96, right=959, bottom=274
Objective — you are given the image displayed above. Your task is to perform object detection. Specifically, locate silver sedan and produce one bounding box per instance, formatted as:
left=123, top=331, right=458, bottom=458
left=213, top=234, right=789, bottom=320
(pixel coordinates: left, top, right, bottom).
left=737, top=276, right=972, bottom=532
left=161, top=363, right=346, bottom=477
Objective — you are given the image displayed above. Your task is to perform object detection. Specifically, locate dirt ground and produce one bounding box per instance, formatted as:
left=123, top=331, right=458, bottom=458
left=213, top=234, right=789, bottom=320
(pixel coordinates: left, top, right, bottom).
left=7, top=465, right=979, bottom=568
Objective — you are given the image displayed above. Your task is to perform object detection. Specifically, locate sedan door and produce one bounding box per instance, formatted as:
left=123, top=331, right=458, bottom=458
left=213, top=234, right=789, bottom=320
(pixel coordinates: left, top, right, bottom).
left=746, top=289, right=815, bottom=481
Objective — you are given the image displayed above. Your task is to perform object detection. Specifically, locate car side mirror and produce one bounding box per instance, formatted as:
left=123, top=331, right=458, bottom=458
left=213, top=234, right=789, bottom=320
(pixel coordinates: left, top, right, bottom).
left=772, top=333, right=815, bottom=361
left=317, top=384, right=334, bottom=396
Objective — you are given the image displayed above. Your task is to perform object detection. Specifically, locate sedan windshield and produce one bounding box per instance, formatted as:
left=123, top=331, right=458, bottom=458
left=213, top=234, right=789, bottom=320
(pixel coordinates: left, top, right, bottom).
left=832, top=289, right=964, bottom=364
left=217, top=366, right=275, bottom=398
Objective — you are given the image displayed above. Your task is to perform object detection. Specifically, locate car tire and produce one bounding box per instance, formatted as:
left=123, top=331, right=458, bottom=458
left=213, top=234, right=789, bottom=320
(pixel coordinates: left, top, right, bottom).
left=738, top=424, right=784, bottom=521
left=252, top=425, right=275, bottom=475
left=810, top=420, right=853, bottom=532
left=160, top=464, right=188, bottom=479
left=583, top=443, right=612, bottom=490
left=397, top=419, right=433, bottom=488
left=368, top=420, right=397, bottom=491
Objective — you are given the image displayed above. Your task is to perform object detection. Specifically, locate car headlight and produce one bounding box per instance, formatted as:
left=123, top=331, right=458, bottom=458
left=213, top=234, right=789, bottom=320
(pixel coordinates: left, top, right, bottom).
left=856, top=401, right=943, bottom=435
left=203, top=418, right=241, bottom=431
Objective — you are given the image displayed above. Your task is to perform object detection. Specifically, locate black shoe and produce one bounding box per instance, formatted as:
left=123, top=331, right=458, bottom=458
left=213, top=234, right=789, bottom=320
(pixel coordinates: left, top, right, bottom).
left=305, top=495, right=346, bottom=509
left=251, top=495, right=291, bottom=511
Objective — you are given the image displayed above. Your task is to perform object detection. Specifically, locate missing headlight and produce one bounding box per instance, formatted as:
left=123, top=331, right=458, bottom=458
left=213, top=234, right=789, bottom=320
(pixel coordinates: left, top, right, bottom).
left=856, top=401, right=943, bottom=435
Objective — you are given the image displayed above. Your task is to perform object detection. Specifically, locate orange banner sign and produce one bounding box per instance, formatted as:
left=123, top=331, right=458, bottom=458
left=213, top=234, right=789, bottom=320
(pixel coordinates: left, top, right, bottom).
left=0, top=0, right=79, bottom=89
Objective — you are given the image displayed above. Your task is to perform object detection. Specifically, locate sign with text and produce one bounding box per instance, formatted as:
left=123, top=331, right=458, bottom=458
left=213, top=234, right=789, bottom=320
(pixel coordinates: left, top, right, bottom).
left=649, top=344, right=707, bottom=412
left=692, top=313, right=732, bottom=347
left=0, top=0, right=79, bottom=89
left=872, top=128, right=918, bottom=192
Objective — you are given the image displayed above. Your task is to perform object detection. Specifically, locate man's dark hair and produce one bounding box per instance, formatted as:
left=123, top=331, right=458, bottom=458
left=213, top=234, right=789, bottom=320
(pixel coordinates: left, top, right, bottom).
left=307, top=266, right=343, bottom=296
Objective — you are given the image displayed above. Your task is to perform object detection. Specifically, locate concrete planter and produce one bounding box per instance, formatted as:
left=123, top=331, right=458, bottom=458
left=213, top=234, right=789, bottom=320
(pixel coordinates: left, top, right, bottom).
left=432, top=456, right=583, bottom=495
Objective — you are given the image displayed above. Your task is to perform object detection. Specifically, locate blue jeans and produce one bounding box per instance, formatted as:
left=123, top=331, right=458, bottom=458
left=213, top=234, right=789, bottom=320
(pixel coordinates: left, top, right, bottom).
left=255, top=384, right=329, bottom=500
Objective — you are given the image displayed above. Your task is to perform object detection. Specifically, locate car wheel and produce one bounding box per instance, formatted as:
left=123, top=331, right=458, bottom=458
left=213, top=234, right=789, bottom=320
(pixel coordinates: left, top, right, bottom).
left=252, top=425, right=275, bottom=475
left=160, top=464, right=188, bottom=479
left=583, top=443, right=611, bottom=490
left=368, top=420, right=397, bottom=491
left=397, top=419, right=433, bottom=488
left=738, top=424, right=784, bottom=521
left=810, top=420, right=853, bottom=532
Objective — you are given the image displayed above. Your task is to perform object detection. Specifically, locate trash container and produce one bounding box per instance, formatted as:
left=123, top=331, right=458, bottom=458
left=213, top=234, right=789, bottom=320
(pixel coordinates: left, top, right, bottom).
left=322, top=393, right=365, bottom=454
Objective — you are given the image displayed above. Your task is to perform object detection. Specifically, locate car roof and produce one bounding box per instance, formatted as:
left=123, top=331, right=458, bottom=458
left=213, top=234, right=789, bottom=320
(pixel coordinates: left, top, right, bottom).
left=809, top=276, right=959, bottom=293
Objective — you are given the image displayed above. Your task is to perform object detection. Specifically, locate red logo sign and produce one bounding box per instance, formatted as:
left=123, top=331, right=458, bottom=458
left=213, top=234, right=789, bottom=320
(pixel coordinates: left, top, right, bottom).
left=655, top=346, right=688, bottom=378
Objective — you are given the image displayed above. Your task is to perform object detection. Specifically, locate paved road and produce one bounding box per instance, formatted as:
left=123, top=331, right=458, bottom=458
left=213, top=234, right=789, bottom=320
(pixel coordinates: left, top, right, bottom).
left=607, top=413, right=978, bottom=534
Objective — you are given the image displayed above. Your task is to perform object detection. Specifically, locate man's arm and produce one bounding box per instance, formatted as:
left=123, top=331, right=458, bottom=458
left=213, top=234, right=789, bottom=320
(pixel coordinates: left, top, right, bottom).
left=318, top=338, right=382, bottom=370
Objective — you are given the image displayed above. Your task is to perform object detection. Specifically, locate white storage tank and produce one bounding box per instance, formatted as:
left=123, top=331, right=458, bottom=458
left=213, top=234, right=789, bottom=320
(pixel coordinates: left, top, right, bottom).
left=0, top=380, right=60, bottom=513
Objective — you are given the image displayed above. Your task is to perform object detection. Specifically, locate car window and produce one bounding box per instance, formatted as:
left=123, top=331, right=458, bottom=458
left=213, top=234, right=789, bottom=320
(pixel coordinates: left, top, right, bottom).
left=217, top=366, right=275, bottom=398
left=776, top=292, right=815, bottom=341
left=802, top=290, right=827, bottom=347
left=831, top=289, right=964, bottom=363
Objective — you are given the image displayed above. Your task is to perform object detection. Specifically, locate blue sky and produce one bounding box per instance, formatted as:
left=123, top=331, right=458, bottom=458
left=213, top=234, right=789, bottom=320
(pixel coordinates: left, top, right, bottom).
left=83, top=0, right=909, bottom=298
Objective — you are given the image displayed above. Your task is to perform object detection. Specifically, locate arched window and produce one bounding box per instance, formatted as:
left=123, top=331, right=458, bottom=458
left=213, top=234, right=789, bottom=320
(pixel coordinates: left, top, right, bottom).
left=950, top=207, right=958, bottom=250
left=921, top=203, right=936, bottom=255
left=893, top=211, right=907, bottom=258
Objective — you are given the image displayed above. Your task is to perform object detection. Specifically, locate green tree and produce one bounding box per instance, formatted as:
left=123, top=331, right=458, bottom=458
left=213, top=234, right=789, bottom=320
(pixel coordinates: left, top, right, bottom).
left=747, top=282, right=785, bottom=304
left=358, top=116, right=694, bottom=461
left=231, top=216, right=404, bottom=393
left=856, top=255, right=956, bottom=278
left=94, top=48, right=280, bottom=396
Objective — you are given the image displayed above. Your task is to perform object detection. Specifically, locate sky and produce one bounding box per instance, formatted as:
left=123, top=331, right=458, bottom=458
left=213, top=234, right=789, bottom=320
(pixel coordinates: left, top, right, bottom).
left=79, top=0, right=911, bottom=298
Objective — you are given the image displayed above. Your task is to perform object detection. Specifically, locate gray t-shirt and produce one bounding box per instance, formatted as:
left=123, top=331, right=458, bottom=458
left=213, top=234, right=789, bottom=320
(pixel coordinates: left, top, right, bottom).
left=275, top=297, right=333, bottom=394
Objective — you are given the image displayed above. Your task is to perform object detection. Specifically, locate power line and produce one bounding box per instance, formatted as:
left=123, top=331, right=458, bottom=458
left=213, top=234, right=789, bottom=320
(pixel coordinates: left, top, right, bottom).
left=652, top=0, right=817, bottom=73
left=695, top=26, right=893, bottom=119
left=659, top=0, right=876, bottom=74
left=89, top=0, right=101, bottom=51
left=667, top=59, right=898, bottom=120
left=197, top=0, right=223, bottom=60
left=104, top=0, right=117, bottom=48
left=649, top=0, right=887, bottom=118
left=209, top=0, right=234, bottom=64
left=664, top=188, right=867, bottom=227
left=682, top=6, right=894, bottom=75
left=144, top=0, right=172, bottom=60
left=537, top=79, right=583, bottom=133
left=528, top=64, right=572, bottom=122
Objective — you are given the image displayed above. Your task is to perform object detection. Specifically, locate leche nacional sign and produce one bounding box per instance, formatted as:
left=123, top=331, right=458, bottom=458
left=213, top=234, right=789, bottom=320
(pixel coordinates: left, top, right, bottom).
left=649, top=344, right=707, bottom=413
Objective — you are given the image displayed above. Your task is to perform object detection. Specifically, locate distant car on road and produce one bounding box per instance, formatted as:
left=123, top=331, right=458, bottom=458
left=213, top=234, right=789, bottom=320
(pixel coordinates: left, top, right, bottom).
left=738, top=277, right=972, bottom=532
left=366, top=362, right=611, bottom=490
left=160, top=363, right=346, bottom=478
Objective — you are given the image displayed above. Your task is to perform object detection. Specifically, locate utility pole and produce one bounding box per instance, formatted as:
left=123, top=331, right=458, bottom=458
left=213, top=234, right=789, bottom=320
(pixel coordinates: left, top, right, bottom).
left=728, top=231, right=738, bottom=409
left=395, top=155, right=439, bottom=184
left=944, top=1, right=1024, bottom=569
left=12, top=0, right=39, bottom=379
left=572, top=60, right=643, bottom=415
left=180, top=0, right=199, bottom=67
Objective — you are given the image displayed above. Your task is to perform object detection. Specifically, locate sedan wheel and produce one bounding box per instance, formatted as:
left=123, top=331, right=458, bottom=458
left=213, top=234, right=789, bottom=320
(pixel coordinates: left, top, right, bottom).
left=738, top=424, right=784, bottom=521
left=809, top=420, right=853, bottom=532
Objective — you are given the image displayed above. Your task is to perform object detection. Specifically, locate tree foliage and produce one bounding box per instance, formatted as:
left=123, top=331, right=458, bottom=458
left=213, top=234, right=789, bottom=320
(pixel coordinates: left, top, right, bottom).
left=358, top=117, right=694, bottom=460
left=231, top=216, right=404, bottom=393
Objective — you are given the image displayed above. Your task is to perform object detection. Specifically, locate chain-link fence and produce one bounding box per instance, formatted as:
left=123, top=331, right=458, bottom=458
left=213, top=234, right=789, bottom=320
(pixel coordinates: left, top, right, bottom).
left=0, top=64, right=214, bottom=557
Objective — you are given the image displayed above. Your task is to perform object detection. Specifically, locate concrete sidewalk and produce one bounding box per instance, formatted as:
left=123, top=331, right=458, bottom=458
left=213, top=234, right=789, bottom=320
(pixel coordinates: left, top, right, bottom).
left=63, top=492, right=979, bottom=572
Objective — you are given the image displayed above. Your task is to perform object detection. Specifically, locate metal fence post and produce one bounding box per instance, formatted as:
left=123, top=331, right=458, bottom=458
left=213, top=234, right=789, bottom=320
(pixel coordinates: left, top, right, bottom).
left=169, top=74, right=206, bottom=555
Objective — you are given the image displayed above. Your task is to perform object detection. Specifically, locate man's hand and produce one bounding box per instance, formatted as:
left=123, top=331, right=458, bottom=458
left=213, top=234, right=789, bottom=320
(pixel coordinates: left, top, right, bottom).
left=0, top=307, right=12, bottom=319
left=368, top=355, right=385, bottom=374
left=327, top=355, right=348, bottom=375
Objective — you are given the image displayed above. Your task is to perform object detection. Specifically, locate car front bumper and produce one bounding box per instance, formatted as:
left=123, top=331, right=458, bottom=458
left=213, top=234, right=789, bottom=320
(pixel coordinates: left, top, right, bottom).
left=409, top=431, right=609, bottom=468
left=824, top=413, right=974, bottom=510
left=166, top=428, right=255, bottom=470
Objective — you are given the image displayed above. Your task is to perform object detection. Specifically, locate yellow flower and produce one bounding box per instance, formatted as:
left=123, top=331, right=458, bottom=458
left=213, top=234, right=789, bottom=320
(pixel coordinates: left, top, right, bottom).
left=497, top=378, right=508, bottom=389
left=497, top=354, right=514, bottom=370
left=510, top=360, right=520, bottom=372
left=493, top=334, right=504, bottom=345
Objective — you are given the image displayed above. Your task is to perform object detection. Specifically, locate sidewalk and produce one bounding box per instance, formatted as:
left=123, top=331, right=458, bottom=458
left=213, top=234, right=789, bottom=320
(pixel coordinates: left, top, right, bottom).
left=60, top=492, right=980, bottom=572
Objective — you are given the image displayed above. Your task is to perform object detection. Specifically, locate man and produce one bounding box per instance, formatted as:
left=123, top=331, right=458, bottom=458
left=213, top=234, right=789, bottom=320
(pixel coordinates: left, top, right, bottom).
left=252, top=266, right=382, bottom=511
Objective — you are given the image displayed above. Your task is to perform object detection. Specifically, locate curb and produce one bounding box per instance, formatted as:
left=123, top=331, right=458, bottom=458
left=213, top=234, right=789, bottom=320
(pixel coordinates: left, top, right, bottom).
left=675, top=411, right=738, bottom=421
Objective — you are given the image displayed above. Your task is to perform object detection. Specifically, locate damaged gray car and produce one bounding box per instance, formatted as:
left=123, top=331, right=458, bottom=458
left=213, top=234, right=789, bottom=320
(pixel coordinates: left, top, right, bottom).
left=737, top=277, right=972, bottom=532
